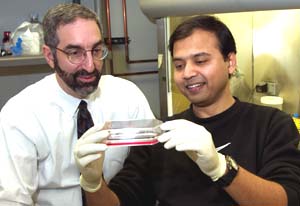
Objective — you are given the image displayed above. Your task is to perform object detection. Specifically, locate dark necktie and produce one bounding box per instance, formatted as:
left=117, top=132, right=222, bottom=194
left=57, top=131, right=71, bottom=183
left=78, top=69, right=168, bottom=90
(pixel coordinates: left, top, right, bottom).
left=77, top=100, right=94, bottom=139
left=77, top=100, right=94, bottom=205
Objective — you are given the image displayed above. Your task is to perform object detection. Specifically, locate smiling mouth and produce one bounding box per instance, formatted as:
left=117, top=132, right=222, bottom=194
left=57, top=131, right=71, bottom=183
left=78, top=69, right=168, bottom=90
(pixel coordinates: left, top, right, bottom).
left=78, top=75, right=96, bottom=83
left=186, top=82, right=206, bottom=89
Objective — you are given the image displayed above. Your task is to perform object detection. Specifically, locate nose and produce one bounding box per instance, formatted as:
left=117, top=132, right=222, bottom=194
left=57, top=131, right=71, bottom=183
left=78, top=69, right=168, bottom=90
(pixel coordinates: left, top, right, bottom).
left=82, top=51, right=95, bottom=72
left=183, top=61, right=197, bottom=79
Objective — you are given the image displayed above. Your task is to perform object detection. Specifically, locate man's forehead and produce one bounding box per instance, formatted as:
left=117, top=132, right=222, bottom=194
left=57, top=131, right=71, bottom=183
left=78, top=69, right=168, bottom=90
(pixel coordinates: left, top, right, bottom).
left=172, top=52, right=211, bottom=61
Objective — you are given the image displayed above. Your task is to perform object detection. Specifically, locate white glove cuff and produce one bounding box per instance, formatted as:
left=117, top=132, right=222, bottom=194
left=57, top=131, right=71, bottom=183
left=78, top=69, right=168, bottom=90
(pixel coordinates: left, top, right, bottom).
left=211, top=153, right=227, bottom=182
left=80, top=175, right=102, bottom=193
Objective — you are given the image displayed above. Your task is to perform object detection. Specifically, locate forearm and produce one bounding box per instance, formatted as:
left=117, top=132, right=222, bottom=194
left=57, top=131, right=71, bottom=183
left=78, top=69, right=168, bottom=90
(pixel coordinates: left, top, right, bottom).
left=85, top=179, right=120, bottom=206
left=225, top=167, right=287, bottom=206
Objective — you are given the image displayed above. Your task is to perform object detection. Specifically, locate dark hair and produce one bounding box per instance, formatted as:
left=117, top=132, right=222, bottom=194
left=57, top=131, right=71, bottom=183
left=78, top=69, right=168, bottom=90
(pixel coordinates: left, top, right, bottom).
left=168, top=15, right=236, bottom=60
left=42, top=3, right=102, bottom=49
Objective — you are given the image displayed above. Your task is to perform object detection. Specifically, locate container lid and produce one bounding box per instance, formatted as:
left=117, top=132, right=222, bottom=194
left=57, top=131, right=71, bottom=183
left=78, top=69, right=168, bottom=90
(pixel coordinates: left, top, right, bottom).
left=260, top=96, right=283, bottom=105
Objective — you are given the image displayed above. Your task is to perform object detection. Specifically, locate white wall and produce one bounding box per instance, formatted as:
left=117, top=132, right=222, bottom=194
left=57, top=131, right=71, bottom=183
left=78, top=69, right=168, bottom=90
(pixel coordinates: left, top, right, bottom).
left=106, top=0, right=160, bottom=118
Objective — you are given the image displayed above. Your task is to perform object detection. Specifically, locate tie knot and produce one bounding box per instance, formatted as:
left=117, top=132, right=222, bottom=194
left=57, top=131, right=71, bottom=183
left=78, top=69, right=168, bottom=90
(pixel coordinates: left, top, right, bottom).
left=78, top=100, right=88, bottom=110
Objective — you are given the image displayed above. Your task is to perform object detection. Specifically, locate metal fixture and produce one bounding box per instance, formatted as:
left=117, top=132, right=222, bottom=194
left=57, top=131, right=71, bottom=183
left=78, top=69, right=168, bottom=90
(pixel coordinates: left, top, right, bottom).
left=121, top=0, right=157, bottom=64
left=266, top=81, right=278, bottom=96
left=104, top=0, right=158, bottom=77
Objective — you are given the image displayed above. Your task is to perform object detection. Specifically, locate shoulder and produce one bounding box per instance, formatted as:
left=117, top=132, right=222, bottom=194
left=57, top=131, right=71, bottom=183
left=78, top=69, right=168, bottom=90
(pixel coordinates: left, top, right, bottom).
left=238, top=101, right=290, bottom=121
left=1, top=74, right=55, bottom=119
left=237, top=101, right=297, bottom=142
left=100, top=75, right=138, bottom=88
left=99, top=75, right=144, bottom=95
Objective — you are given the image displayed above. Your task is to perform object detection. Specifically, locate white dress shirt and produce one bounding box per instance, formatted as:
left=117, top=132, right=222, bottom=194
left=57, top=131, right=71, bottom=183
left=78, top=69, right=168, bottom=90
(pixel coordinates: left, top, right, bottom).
left=0, top=74, right=154, bottom=206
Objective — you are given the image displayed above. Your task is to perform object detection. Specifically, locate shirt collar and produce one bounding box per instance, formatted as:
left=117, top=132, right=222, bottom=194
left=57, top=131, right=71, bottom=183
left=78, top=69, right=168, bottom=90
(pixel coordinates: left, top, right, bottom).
left=50, top=74, right=100, bottom=117
left=51, top=75, right=82, bottom=117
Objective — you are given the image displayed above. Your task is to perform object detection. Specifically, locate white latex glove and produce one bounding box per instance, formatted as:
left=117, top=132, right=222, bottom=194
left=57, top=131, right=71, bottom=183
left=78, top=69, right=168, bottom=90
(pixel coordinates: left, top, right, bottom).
left=74, top=124, right=109, bottom=192
left=158, top=119, right=226, bottom=181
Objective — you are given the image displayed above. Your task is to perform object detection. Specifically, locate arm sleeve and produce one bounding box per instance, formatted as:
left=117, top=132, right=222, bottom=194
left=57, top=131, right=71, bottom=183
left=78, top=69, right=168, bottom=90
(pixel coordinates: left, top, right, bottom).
left=259, top=110, right=300, bottom=206
left=0, top=107, right=38, bottom=205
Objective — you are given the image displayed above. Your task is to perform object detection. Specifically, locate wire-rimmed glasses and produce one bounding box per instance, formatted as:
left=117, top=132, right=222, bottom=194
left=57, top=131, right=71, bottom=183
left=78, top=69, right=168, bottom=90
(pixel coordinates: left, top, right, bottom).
left=53, top=44, right=108, bottom=64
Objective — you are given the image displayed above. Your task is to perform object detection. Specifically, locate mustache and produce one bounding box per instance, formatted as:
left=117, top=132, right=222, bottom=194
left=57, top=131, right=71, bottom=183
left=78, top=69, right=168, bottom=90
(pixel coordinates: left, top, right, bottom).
left=75, top=69, right=99, bottom=77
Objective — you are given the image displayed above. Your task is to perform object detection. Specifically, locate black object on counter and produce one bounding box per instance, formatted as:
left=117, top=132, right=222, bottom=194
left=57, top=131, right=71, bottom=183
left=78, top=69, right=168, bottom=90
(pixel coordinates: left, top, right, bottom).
left=255, top=82, right=268, bottom=93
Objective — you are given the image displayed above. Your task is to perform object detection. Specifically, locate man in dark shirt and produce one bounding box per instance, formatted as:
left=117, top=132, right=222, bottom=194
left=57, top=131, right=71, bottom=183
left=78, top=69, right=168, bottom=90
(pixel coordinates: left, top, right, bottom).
left=74, top=15, right=300, bottom=206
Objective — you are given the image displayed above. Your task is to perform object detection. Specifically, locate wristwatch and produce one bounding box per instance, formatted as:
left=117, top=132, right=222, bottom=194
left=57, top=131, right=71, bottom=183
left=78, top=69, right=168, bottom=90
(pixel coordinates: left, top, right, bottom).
left=215, top=155, right=239, bottom=188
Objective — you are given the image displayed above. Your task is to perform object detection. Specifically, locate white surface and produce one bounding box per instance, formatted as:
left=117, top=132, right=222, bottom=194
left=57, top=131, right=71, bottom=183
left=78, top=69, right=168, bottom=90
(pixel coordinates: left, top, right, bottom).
left=139, top=0, right=300, bottom=20
left=260, top=95, right=283, bottom=110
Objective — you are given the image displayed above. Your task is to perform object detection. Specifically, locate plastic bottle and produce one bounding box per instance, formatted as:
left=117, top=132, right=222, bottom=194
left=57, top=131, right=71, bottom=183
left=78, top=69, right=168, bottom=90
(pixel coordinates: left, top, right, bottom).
left=29, top=13, right=43, bottom=55
left=11, top=13, right=44, bottom=55
left=292, top=113, right=300, bottom=133
left=2, top=31, right=12, bottom=55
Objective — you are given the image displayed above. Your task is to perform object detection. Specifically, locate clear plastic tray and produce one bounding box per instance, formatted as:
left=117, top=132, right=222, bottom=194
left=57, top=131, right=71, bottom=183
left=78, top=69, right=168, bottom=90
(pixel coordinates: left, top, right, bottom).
left=103, top=119, right=163, bottom=147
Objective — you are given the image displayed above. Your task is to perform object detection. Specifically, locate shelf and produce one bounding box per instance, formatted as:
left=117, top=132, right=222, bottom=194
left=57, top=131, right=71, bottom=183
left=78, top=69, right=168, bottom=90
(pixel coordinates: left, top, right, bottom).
left=0, top=55, right=47, bottom=67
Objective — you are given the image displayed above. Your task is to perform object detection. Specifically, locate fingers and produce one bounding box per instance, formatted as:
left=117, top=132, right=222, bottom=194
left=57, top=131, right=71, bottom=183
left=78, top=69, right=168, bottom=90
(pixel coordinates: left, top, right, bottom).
left=175, top=142, right=200, bottom=152
left=75, top=143, right=107, bottom=158
left=82, top=123, right=106, bottom=136
left=160, top=119, right=186, bottom=131
left=158, top=129, right=189, bottom=150
left=157, top=132, right=171, bottom=143
left=161, top=134, right=198, bottom=151
left=74, top=139, right=107, bottom=169
left=77, top=153, right=103, bottom=168
left=158, top=119, right=188, bottom=145
left=75, top=125, right=109, bottom=168
left=80, top=130, right=110, bottom=144
left=157, top=119, right=213, bottom=152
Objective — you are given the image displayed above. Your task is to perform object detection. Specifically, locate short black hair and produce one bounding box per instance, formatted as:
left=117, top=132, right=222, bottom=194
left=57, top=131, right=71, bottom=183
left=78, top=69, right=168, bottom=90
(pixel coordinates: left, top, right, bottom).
left=168, top=15, right=237, bottom=60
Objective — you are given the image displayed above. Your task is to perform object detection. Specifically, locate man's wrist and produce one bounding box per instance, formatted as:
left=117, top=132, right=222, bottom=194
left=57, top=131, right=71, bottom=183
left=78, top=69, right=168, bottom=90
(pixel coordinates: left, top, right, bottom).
left=80, top=175, right=102, bottom=192
left=215, top=155, right=239, bottom=187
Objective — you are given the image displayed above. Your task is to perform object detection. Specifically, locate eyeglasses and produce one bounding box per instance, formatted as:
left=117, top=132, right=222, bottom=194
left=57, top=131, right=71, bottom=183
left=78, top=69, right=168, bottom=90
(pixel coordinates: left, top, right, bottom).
left=53, top=44, right=108, bottom=64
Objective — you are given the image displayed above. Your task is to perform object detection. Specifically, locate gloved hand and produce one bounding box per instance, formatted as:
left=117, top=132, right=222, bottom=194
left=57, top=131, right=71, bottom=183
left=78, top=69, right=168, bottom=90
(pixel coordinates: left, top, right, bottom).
left=158, top=119, right=226, bottom=181
left=74, top=124, right=109, bottom=192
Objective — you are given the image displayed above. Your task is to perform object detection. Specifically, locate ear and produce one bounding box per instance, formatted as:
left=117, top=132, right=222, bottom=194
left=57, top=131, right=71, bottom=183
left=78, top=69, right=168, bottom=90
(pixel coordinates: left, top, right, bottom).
left=43, top=45, right=55, bottom=69
left=227, top=52, right=237, bottom=75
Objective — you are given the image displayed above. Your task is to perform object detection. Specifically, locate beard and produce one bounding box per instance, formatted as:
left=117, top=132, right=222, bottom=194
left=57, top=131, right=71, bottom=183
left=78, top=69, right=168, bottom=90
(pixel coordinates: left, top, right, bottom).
left=54, top=58, right=101, bottom=97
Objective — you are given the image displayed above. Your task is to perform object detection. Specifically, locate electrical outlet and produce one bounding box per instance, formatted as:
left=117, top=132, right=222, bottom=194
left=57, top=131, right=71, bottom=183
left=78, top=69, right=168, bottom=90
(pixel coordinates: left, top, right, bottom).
left=267, top=82, right=278, bottom=95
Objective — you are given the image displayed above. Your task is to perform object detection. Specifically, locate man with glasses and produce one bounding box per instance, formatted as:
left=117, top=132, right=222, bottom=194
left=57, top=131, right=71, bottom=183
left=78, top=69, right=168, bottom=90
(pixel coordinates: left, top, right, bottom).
left=0, top=3, right=154, bottom=206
